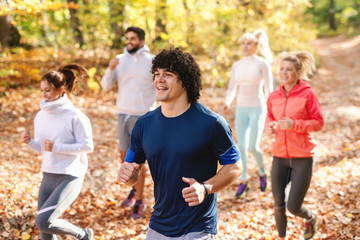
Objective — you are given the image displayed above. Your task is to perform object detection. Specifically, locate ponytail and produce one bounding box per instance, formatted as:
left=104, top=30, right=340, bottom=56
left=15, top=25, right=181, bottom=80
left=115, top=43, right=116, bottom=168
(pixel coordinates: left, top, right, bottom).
left=253, top=29, right=273, bottom=62
left=275, top=51, right=316, bottom=81
left=41, top=64, right=89, bottom=94
left=295, top=51, right=316, bottom=80
left=239, top=29, right=273, bottom=62
left=58, top=64, right=89, bottom=94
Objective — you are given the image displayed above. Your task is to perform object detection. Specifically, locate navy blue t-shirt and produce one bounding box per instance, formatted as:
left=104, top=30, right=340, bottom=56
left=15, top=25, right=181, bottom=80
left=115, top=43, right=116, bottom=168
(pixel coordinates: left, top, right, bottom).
left=125, top=102, right=240, bottom=237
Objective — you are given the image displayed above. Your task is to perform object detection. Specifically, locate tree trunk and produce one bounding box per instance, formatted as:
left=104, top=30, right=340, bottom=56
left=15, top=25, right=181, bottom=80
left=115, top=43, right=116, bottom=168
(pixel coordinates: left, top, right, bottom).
left=67, top=0, right=84, bottom=47
left=154, top=0, right=167, bottom=44
left=0, top=15, right=21, bottom=48
left=40, top=0, right=53, bottom=46
left=329, top=0, right=336, bottom=30
left=182, top=0, right=195, bottom=45
left=110, top=0, right=125, bottom=49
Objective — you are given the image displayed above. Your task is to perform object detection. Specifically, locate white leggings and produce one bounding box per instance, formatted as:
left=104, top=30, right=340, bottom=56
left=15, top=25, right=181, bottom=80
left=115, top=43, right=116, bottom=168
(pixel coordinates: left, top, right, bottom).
left=235, top=106, right=266, bottom=181
left=36, top=172, right=85, bottom=240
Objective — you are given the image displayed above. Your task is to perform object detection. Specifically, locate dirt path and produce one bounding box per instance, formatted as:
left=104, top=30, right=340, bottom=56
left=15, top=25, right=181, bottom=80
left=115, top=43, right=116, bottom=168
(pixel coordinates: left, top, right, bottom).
left=310, top=35, right=360, bottom=165
left=1, top=35, right=359, bottom=239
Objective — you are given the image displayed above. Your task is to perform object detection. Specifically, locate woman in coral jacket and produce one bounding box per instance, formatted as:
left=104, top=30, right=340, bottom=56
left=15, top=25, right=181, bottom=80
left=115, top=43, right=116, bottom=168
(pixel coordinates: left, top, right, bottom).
left=265, top=51, right=324, bottom=240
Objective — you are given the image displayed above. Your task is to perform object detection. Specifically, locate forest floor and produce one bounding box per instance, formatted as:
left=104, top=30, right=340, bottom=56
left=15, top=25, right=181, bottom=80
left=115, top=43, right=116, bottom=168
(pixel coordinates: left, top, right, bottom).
left=1, top=35, right=360, bottom=240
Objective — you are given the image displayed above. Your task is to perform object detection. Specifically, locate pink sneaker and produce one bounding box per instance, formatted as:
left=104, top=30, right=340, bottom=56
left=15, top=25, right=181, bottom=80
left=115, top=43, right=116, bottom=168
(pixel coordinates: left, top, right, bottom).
left=122, top=189, right=136, bottom=207
left=130, top=200, right=147, bottom=219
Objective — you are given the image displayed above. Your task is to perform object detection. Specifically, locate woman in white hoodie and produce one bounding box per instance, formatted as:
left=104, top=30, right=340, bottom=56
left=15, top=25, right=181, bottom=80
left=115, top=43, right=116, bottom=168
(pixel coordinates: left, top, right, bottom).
left=223, top=30, right=273, bottom=198
left=21, top=64, right=94, bottom=240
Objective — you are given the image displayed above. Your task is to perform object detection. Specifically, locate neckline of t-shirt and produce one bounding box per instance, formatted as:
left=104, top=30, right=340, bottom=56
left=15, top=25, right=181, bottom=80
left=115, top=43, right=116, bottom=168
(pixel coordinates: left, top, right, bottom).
left=159, top=103, right=194, bottom=120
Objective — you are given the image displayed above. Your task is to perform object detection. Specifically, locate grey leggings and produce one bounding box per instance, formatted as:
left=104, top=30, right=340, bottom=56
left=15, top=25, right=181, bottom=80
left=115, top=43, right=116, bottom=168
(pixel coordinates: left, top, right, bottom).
left=36, top=172, right=85, bottom=240
left=271, top=156, right=314, bottom=238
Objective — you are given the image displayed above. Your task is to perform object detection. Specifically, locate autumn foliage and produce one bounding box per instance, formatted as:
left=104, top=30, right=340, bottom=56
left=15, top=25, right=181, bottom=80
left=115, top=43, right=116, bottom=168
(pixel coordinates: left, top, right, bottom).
left=1, top=34, right=360, bottom=240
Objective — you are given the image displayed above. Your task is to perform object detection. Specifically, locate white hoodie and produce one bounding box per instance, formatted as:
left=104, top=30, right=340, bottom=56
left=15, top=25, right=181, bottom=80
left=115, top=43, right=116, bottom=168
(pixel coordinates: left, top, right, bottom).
left=101, top=44, right=155, bottom=115
left=28, top=94, right=94, bottom=178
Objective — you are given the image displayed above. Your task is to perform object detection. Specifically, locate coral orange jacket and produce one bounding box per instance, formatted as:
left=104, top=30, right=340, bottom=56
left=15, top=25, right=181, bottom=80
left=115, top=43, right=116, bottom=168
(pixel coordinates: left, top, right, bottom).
left=266, top=80, right=324, bottom=158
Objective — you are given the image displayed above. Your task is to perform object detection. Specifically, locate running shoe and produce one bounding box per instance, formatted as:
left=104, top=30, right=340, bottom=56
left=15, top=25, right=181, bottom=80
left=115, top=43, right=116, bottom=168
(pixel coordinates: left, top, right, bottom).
left=82, top=228, right=94, bottom=240
left=122, top=189, right=136, bottom=207
left=304, top=214, right=317, bottom=240
left=235, top=182, right=249, bottom=198
left=131, top=200, right=147, bottom=219
left=260, top=175, right=267, bottom=192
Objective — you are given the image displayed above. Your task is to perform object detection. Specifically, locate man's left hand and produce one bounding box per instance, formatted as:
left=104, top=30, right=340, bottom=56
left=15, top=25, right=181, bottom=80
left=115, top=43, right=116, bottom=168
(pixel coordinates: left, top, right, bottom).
left=181, top=177, right=205, bottom=207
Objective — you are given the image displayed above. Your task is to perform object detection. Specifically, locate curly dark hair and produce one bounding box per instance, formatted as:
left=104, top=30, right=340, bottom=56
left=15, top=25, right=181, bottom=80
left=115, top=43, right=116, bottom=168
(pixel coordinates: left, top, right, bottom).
left=151, top=47, right=202, bottom=104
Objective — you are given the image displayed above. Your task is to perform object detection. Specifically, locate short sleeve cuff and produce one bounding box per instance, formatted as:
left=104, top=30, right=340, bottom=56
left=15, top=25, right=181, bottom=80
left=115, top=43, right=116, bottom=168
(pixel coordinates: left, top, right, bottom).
left=219, top=144, right=241, bottom=165
left=124, top=148, right=135, bottom=163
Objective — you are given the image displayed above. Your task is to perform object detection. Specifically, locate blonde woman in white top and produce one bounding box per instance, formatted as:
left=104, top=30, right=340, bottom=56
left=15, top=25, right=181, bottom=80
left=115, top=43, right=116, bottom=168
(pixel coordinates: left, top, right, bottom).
left=223, top=29, right=273, bottom=198
left=21, top=64, right=94, bottom=240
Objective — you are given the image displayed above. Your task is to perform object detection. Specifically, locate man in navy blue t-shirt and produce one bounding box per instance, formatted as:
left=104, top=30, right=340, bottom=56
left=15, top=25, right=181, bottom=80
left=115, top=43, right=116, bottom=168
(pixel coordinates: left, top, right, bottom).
left=118, top=47, right=242, bottom=239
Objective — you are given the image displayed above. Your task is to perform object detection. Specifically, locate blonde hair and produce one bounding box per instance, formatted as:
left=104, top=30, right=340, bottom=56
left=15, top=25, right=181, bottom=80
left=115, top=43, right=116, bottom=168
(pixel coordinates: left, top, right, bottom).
left=239, top=29, right=273, bottom=62
left=275, top=51, right=316, bottom=81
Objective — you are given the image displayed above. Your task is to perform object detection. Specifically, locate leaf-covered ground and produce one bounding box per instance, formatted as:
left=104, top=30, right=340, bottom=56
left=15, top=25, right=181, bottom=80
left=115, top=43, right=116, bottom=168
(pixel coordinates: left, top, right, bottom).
left=1, top=35, right=360, bottom=240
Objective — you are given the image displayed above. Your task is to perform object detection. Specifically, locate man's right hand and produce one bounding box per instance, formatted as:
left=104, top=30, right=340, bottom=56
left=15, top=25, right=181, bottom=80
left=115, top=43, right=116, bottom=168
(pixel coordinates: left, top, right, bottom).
left=109, top=58, right=119, bottom=71
left=117, top=161, right=139, bottom=183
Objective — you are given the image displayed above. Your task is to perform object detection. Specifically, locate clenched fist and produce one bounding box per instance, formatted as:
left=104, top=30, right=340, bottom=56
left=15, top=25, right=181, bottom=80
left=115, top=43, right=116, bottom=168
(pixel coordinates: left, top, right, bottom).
left=44, top=139, right=54, bottom=152
left=109, top=58, right=119, bottom=71
left=117, top=161, right=140, bottom=184
left=278, top=117, right=294, bottom=130
left=21, top=129, right=31, bottom=144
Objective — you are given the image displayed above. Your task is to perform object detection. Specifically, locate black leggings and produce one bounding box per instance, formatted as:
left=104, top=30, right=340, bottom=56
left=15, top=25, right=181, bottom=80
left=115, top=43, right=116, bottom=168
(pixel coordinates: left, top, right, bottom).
left=271, top=156, right=314, bottom=238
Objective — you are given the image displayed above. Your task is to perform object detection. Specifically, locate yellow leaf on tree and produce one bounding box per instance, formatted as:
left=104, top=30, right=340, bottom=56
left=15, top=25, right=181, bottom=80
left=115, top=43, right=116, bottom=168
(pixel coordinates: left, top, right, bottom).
left=87, top=78, right=99, bottom=91
left=247, top=9, right=255, bottom=16
left=88, top=67, right=97, bottom=78
left=211, top=68, right=219, bottom=77
left=29, top=69, right=41, bottom=77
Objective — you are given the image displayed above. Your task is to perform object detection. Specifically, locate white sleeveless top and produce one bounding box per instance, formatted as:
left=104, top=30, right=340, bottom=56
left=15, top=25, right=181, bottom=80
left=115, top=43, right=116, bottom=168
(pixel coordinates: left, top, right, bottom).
left=225, top=54, right=273, bottom=107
